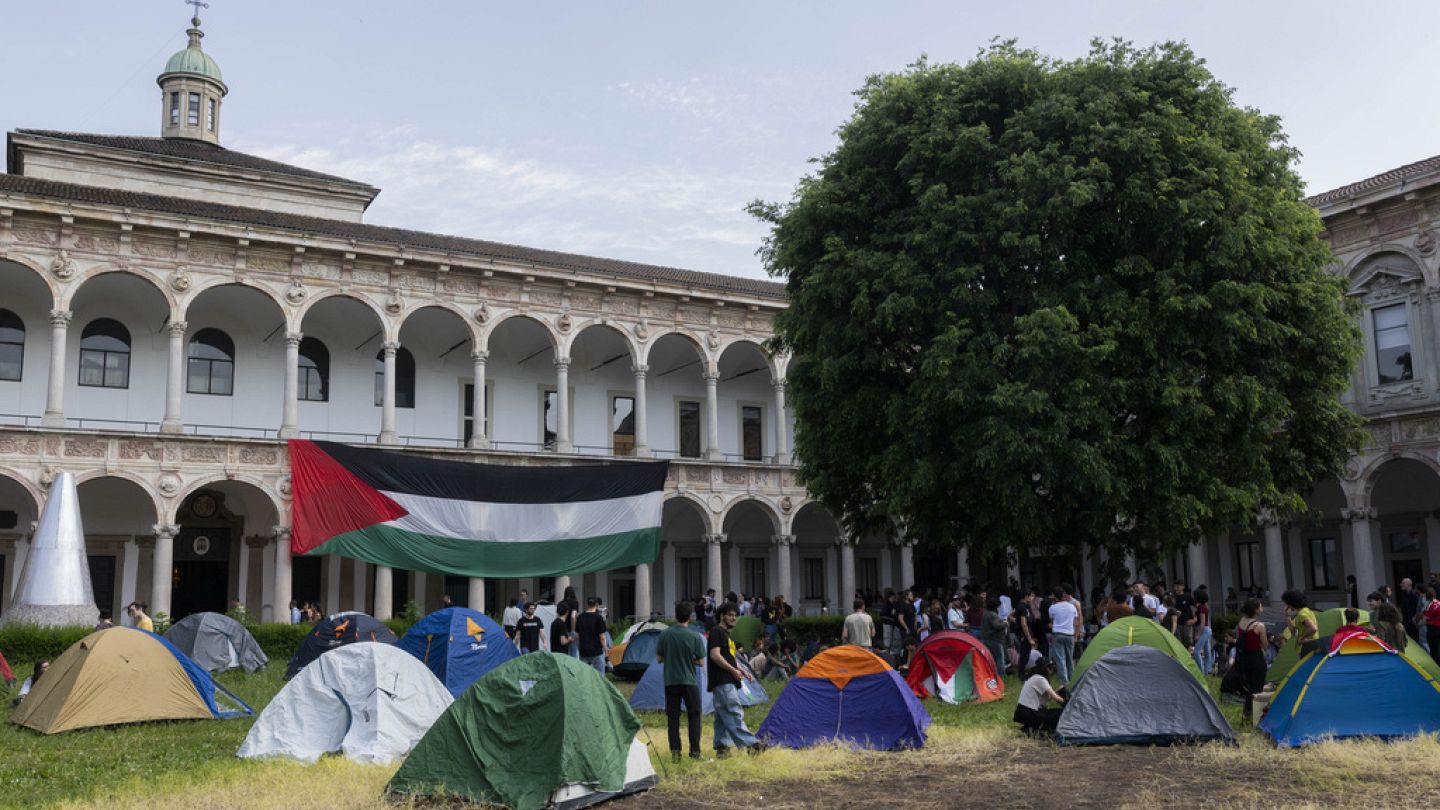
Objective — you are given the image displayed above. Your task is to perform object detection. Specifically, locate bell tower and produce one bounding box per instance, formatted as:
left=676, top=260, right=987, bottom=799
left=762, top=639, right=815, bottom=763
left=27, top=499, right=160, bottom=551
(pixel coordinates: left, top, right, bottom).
left=157, top=3, right=228, bottom=144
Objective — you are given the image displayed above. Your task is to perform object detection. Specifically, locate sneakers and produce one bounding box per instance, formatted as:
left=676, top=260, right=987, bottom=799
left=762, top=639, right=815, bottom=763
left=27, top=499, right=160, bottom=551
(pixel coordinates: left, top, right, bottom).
left=745, top=742, right=768, bottom=756
left=688, top=752, right=711, bottom=762
left=714, top=746, right=731, bottom=759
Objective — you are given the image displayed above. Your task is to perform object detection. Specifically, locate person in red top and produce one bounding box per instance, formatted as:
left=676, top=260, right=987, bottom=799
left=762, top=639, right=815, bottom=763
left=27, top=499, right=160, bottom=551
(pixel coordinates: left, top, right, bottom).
left=1235, top=598, right=1269, bottom=722
left=1423, top=587, right=1440, bottom=669
left=0, top=648, right=12, bottom=689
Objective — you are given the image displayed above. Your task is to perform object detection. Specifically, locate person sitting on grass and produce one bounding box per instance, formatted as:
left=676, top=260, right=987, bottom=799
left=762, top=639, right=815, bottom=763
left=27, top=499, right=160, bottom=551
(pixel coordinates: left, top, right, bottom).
left=771, top=640, right=800, bottom=680
left=1014, top=657, right=1065, bottom=733
left=747, top=636, right=769, bottom=674
left=14, top=659, right=48, bottom=706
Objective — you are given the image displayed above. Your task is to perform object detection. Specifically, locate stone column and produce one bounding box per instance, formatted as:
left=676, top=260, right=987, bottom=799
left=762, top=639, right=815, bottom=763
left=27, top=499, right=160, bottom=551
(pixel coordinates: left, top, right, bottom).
left=772, top=376, right=789, bottom=465
left=246, top=534, right=270, bottom=616
left=412, top=571, right=428, bottom=611
left=8, top=533, right=28, bottom=595
left=880, top=545, right=893, bottom=590
left=1343, top=507, right=1379, bottom=600
left=380, top=341, right=399, bottom=445
left=839, top=538, right=856, bottom=604
left=1186, top=539, right=1208, bottom=590
left=374, top=565, right=394, bottom=620
left=824, top=543, right=838, bottom=608
left=633, top=364, right=650, bottom=457
left=259, top=534, right=276, bottom=622
left=468, top=577, right=485, bottom=612
left=236, top=535, right=253, bottom=612
left=635, top=563, right=652, bottom=619
left=470, top=350, right=489, bottom=449
left=273, top=526, right=292, bottom=622
left=161, top=320, right=188, bottom=433
left=1006, top=554, right=1021, bottom=590
left=704, top=533, right=725, bottom=596
left=704, top=370, right=722, bottom=461
left=42, top=309, right=71, bottom=428
left=1261, top=513, right=1287, bottom=604
left=554, top=357, right=572, bottom=453
left=895, top=536, right=915, bottom=591
left=728, top=543, right=741, bottom=595
left=324, top=556, right=341, bottom=615
left=353, top=559, right=369, bottom=612
left=280, top=332, right=302, bottom=438
left=119, top=536, right=139, bottom=615
left=553, top=575, right=571, bottom=602
left=956, top=546, right=970, bottom=589
left=1425, top=511, right=1440, bottom=580
left=662, top=541, right=678, bottom=616
left=593, top=569, right=610, bottom=609
left=151, top=523, right=179, bottom=618
left=773, top=535, right=795, bottom=600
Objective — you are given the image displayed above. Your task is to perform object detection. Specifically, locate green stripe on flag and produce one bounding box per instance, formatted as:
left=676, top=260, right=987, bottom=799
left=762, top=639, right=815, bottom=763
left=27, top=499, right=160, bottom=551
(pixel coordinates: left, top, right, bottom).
left=303, top=524, right=660, bottom=579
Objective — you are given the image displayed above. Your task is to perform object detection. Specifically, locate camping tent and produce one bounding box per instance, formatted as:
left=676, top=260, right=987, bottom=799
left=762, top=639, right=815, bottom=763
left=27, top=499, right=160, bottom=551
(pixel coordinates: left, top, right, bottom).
left=389, top=653, right=656, bottom=810
left=1265, top=607, right=1440, bottom=682
left=11, top=627, right=253, bottom=734
left=615, top=624, right=665, bottom=681
left=629, top=655, right=769, bottom=713
left=238, top=643, right=453, bottom=764
left=1260, top=630, right=1440, bottom=746
left=165, top=612, right=268, bottom=673
left=1057, top=645, right=1234, bottom=746
left=731, top=615, right=763, bottom=648
left=758, top=645, right=930, bottom=750
left=906, top=630, right=1004, bottom=704
left=397, top=607, right=519, bottom=697
left=285, top=611, right=398, bottom=679
left=607, top=620, right=667, bottom=670
left=1070, top=615, right=1204, bottom=686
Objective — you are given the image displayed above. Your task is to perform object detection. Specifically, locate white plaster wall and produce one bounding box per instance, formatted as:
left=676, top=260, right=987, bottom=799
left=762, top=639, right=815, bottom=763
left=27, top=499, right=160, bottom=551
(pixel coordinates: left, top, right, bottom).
left=0, top=283, right=54, bottom=419
left=67, top=295, right=168, bottom=429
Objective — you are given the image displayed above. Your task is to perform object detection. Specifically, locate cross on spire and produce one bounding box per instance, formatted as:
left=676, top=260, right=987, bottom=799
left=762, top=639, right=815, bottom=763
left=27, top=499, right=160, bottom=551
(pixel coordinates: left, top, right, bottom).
left=187, top=0, right=209, bottom=25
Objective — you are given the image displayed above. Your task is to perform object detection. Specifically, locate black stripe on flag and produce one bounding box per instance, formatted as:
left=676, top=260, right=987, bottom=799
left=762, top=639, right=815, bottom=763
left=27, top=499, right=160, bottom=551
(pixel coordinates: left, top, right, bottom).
left=311, top=441, right=670, bottom=503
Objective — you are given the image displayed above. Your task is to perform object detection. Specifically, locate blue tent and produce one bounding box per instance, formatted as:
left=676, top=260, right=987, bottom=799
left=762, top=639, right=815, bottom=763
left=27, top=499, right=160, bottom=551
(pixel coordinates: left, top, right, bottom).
left=758, top=646, right=929, bottom=750
left=1260, top=632, right=1440, bottom=747
left=397, top=608, right=519, bottom=698
left=629, top=658, right=768, bottom=714
left=286, top=611, right=397, bottom=680
left=615, top=627, right=664, bottom=681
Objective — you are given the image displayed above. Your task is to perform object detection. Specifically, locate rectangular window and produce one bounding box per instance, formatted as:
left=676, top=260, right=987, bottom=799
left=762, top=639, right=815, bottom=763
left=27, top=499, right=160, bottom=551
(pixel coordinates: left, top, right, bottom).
left=0, top=343, right=21, bottom=381
left=858, top=558, right=879, bottom=595
left=611, top=395, right=635, bottom=456
left=741, top=404, right=763, bottom=461
left=743, top=557, right=767, bottom=599
left=298, top=367, right=325, bottom=402
left=187, top=92, right=201, bottom=126
left=1308, top=537, right=1338, bottom=589
left=186, top=357, right=233, bottom=396
left=1390, top=531, right=1423, bottom=554
left=169, top=92, right=180, bottom=125
left=803, top=557, right=825, bottom=600
left=206, top=98, right=215, bottom=131
left=1374, top=303, right=1413, bottom=384
left=678, top=399, right=701, bottom=458
left=461, top=382, right=490, bottom=445
left=79, top=348, right=129, bottom=389
left=1234, top=541, right=1259, bottom=591
left=680, top=557, right=703, bottom=603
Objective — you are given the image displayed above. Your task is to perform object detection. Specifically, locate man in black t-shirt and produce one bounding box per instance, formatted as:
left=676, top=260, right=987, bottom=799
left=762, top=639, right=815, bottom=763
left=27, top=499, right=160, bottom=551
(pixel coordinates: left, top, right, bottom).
left=550, top=605, right=574, bottom=653
left=880, top=591, right=899, bottom=659
left=514, top=603, right=545, bottom=653
left=1173, top=581, right=1196, bottom=647
left=707, top=603, right=763, bottom=756
left=576, top=597, right=610, bottom=676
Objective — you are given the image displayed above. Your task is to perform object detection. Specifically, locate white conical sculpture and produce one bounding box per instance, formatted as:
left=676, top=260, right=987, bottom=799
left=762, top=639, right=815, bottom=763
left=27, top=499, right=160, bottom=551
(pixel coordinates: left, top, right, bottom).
left=3, top=471, right=98, bottom=627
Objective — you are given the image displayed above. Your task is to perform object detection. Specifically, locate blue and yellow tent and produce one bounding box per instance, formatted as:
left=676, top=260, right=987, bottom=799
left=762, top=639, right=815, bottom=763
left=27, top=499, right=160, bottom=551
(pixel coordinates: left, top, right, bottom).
left=1260, top=631, right=1440, bottom=747
left=397, top=608, right=519, bottom=698
left=758, top=645, right=930, bottom=750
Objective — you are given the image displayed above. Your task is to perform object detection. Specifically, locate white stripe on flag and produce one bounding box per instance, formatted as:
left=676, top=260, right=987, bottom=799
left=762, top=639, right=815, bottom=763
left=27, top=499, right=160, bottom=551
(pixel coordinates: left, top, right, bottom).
left=380, top=490, right=663, bottom=543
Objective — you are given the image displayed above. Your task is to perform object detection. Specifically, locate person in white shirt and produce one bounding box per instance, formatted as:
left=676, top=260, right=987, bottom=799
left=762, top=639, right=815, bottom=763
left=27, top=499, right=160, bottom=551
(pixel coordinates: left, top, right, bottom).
left=946, top=596, right=967, bottom=630
left=998, top=593, right=1013, bottom=621
left=1048, top=587, right=1080, bottom=682
left=1014, top=657, right=1065, bottom=733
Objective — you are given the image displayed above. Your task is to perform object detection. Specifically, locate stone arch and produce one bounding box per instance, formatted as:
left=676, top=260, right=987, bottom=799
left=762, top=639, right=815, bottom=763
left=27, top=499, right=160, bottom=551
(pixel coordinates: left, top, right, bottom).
left=563, top=321, right=640, bottom=368
left=399, top=302, right=481, bottom=347
left=171, top=474, right=283, bottom=523
left=1356, top=450, right=1440, bottom=506
left=297, top=289, right=391, bottom=336
left=791, top=500, right=841, bottom=541
left=180, top=278, right=287, bottom=322
left=73, top=469, right=166, bottom=523
left=62, top=264, right=178, bottom=315
left=642, top=328, right=707, bottom=370
left=0, top=465, right=43, bottom=517
left=664, top=492, right=717, bottom=536
left=721, top=496, right=782, bottom=537
left=1345, top=246, right=1431, bottom=291
left=0, top=252, right=59, bottom=305
left=718, top=337, right=776, bottom=380
left=479, top=312, right=559, bottom=354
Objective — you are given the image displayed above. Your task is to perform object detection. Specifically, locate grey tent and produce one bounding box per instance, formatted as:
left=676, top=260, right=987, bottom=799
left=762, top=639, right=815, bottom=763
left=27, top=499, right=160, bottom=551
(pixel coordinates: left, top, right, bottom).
left=1056, top=645, right=1234, bottom=746
left=164, top=612, right=268, bottom=673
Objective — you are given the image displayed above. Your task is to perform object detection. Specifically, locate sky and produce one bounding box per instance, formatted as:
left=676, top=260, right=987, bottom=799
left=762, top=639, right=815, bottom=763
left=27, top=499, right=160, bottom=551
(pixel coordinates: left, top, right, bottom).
left=5, top=2, right=1440, bottom=281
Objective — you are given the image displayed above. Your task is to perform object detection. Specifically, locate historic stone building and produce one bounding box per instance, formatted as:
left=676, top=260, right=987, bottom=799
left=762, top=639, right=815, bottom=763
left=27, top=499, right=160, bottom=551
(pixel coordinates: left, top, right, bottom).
left=0, top=16, right=906, bottom=624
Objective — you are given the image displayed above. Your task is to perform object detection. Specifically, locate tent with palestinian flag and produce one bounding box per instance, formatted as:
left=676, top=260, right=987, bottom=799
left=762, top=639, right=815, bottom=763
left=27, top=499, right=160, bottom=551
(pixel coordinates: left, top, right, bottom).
left=287, top=440, right=667, bottom=578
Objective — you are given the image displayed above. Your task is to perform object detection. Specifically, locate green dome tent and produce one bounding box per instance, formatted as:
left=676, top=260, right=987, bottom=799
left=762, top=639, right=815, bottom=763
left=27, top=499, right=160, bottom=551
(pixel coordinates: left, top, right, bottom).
left=1266, top=608, right=1440, bottom=682
left=388, top=653, right=655, bottom=810
left=1069, top=616, right=1204, bottom=687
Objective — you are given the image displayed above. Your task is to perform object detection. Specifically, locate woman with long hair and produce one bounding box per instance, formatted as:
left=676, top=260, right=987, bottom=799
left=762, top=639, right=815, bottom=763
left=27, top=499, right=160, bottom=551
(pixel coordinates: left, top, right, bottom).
left=1372, top=603, right=1408, bottom=652
left=1013, top=657, right=1065, bottom=733
left=1235, top=598, right=1269, bottom=721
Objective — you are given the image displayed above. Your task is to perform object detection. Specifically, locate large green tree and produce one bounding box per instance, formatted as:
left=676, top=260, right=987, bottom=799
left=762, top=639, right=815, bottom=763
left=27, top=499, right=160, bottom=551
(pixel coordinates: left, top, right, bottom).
left=752, top=42, right=1362, bottom=575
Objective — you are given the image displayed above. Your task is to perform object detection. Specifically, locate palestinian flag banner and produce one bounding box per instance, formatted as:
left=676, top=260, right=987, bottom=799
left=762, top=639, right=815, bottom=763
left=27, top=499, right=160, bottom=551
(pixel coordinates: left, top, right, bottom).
left=288, top=439, right=667, bottom=578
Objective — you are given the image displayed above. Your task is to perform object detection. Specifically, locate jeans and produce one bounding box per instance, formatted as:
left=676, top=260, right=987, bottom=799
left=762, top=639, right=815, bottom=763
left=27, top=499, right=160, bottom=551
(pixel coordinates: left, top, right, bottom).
left=886, top=626, right=904, bottom=661
left=569, top=640, right=580, bottom=659
left=1192, top=626, right=1214, bottom=675
left=583, top=654, right=606, bottom=677
left=664, top=683, right=702, bottom=755
left=1051, top=633, right=1075, bottom=683
left=711, top=683, right=758, bottom=750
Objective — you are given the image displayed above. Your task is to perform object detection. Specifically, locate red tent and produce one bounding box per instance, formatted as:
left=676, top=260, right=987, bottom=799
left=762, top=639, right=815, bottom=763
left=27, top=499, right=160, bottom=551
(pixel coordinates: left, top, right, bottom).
left=0, top=648, right=12, bottom=684
left=905, top=630, right=1004, bottom=704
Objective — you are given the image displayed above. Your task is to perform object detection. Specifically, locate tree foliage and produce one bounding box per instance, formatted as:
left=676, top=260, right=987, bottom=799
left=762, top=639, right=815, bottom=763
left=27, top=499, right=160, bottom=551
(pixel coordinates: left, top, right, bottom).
left=752, top=41, right=1362, bottom=571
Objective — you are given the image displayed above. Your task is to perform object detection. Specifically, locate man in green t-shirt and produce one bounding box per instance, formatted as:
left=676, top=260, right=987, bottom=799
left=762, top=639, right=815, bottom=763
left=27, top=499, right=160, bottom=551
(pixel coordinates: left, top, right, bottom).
left=655, top=601, right=707, bottom=762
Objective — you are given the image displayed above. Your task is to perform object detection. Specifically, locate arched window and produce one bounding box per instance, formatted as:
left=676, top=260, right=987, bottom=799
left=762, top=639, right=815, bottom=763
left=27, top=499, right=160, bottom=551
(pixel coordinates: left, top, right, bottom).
left=298, top=337, right=328, bottom=402
left=0, top=309, right=23, bottom=382
left=374, top=346, right=415, bottom=408
left=187, top=328, right=234, bottom=395
left=79, top=318, right=131, bottom=389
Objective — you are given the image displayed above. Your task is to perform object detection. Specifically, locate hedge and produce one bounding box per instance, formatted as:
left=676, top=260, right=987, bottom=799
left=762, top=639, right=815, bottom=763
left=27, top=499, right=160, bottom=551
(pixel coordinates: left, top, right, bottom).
left=0, top=624, right=94, bottom=664
left=779, top=615, right=846, bottom=645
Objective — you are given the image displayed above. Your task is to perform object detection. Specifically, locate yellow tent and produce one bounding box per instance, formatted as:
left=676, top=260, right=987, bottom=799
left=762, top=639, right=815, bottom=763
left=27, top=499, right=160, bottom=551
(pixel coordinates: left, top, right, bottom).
left=12, top=627, right=250, bottom=734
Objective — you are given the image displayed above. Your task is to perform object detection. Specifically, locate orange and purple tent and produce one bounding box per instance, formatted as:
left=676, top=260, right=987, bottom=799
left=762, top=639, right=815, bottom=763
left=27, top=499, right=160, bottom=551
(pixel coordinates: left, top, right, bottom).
left=758, top=645, right=930, bottom=750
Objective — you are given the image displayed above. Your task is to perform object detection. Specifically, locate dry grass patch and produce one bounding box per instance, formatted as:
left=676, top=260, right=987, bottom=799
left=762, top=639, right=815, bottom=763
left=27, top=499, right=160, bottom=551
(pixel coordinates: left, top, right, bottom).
left=51, top=757, right=407, bottom=810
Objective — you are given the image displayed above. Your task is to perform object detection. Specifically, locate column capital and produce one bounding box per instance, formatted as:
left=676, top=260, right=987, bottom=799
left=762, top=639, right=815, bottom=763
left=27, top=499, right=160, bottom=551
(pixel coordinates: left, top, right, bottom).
left=49, top=308, right=73, bottom=328
left=382, top=340, right=400, bottom=355
left=772, top=534, right=795, bottom=547
left=133, top=534, right=156, bottom=551
left=152, top=523, right=180, bottom=539
left=703, top=533, right=727, bottom=546
left=165, top=320, right=189, bottom=337
left=771, top=376, right=786, bottom=390
left=1342, top=506, right=1377, bottom=523
left=284, top=331, right=304, bottom=347
left=703, top=371, right=719, bottom=384
left=632, top=363, right=649, bottom=377
left=1256, top=509, right=1282, bottom=529
left=554, top=357, right=571, bottom=371
left=271, top=525, right=292, bottom=542
left=244, top=534, right=272, bottom=549
left=891, top=535, right=916, bottom=548
left=470, top=349, right=489, bottom=363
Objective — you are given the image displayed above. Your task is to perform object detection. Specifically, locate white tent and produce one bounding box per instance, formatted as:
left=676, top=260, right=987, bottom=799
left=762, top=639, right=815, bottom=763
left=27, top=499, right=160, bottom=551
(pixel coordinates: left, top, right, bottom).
left=237, top=642, right=452, bottom=765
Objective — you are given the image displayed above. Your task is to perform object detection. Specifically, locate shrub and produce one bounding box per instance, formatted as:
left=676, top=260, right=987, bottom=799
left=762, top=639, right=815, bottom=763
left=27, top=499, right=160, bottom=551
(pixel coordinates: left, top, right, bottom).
left=1211, top=612, right=1240, bottom=639
left=781, top=615, right=846, bottom=645
left=0, top=623, right=92, bottom=663
left=384, top=618, right=415, bottom=637
left=246, top=622, right=311, bottom=661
